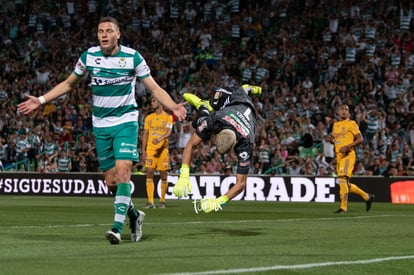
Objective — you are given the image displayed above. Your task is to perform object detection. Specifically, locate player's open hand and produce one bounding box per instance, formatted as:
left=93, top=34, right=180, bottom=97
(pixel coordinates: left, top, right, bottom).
left=173, top=102, right=187, bottom=121
left=17, top=94, right=41, bottom=115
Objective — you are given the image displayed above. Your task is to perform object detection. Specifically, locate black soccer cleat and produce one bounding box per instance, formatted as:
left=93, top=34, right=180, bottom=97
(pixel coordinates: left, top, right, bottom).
left=334, top=208, right=347, bottom=214
left=366, top=193, right=375, bottom=212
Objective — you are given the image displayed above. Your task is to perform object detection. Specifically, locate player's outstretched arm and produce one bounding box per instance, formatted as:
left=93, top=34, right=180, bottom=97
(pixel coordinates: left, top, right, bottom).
left=18, top=73, right=81, bottom=115
left=142, top=76, right=187, bottom=121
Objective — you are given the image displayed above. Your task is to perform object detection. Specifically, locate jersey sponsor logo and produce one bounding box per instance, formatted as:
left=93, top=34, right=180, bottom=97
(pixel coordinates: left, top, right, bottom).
left=235, top=110, right=252, bottom=130
left=150, top=126, right=168, bottom=132
left=223, top=114, right=248, bottom=138
left=121, top=142, right=137, bottom=147
left=119, top=148, right=138, bottom=156
left=92, top=76, right=131, bottom=86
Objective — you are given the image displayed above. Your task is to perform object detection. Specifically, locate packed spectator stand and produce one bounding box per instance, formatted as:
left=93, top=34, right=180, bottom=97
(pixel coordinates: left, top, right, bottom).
left=1, top=0, right=414, bottom=177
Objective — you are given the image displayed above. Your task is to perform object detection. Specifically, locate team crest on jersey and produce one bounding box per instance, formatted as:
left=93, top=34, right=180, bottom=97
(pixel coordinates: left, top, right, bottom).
left=119, top=57, right=127, bottom=67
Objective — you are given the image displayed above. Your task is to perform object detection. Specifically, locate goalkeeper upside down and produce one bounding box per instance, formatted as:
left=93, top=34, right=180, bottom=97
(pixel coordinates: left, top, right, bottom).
left=173, top=85, right=258, bottom=213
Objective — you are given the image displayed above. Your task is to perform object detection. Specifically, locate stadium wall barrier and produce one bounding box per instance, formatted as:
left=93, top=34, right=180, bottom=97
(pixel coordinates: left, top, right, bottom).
left=0, top=172, right=413, bottom=203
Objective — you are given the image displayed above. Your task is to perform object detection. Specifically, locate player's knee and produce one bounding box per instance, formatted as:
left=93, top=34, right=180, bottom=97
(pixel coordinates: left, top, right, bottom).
left=216, top=129, right=237, bottom=154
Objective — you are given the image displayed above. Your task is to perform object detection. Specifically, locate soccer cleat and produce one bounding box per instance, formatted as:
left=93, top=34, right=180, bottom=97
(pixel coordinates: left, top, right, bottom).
left=334, top=208, right=347, bottom=214
left=251, top=86, right=262, bottom=96
left=105, top=229, right=121, bottom=245
left=241, top=84, right=262, bottom=96
left=130, top=210, right=145, bottom=242
left=183, top=93, right=213, bottom=112
left=193, top=198, right=223, bottom=214
left=158, top=202, right=166, bottom=208
left=144, top=203, right=155, bottom=209
left=366, top=193, right=375, bottom=212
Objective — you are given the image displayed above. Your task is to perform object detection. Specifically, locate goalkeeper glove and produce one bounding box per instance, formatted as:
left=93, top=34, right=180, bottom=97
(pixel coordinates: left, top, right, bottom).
left=173, top=164, right=192, bottom=198
left=194, top=196, right=229, bottom=214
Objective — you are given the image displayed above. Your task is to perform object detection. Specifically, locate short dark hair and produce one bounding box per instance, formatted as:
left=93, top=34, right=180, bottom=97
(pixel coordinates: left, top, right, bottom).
left=99, top=16, right=120, bottom=30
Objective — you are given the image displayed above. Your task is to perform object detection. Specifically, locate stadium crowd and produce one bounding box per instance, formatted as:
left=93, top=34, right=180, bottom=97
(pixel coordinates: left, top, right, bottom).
left=1, top=0, right=414, bottom=177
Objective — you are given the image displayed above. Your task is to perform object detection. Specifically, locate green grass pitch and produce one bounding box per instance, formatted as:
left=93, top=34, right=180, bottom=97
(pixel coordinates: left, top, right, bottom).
left=0, top=196, right=413, bottom=275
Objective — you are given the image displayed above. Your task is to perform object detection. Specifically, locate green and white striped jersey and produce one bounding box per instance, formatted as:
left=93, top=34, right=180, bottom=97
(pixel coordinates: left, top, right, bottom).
left=74, top=45, right=150, bottom=128
left=57, top=157, right=71, bottom=172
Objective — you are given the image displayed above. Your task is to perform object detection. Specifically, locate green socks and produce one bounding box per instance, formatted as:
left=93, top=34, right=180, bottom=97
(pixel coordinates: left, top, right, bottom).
left=112, top=183, right=131, bottom=234
left=110, top=184, right=138, bottom=221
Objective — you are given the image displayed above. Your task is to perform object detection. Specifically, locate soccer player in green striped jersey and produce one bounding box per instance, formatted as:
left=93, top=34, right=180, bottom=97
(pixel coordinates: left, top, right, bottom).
left=17, top=16, right=187, bottom=244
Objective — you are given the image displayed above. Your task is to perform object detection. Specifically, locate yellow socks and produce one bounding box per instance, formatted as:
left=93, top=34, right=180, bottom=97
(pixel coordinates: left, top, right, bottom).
left=349, top=183, right=369, bottom=201
left=338, top=178, right=370, bottom=212
left=160, top=179, right=168, bottom=202
left=338, top=179, right=349, bottom=211
left=146, top=178, right=154, bottom=204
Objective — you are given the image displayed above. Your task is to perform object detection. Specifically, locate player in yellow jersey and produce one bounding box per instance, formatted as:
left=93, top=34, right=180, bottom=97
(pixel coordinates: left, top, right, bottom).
left=142, top=97, right=173, bottom=208
left=326, top=104, right=375, bottom=213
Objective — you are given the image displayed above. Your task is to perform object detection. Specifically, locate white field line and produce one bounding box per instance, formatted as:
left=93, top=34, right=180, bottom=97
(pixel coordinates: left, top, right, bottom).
left=1, top=214, right=407, bottom=229
left=158, top=255, right=414, bottom=275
